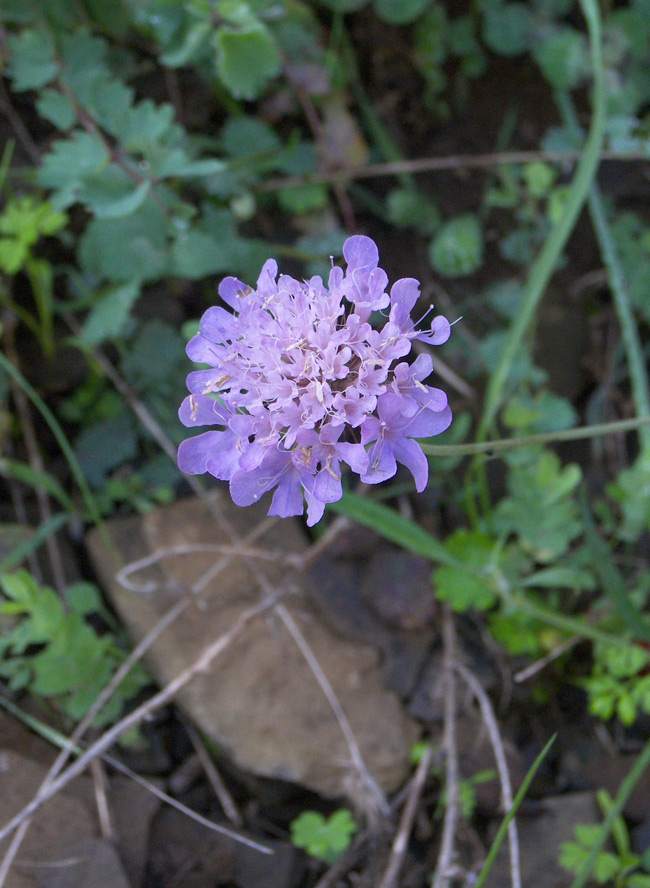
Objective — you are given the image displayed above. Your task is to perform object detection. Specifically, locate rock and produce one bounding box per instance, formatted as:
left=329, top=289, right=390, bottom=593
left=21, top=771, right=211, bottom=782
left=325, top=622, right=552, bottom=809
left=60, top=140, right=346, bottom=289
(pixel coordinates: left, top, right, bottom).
left=563, top=745, right=650, bottom=821
left=35, top=838, right=131, bottom=888
left=362, top=550, right=437, bottom=630
left=108, top=776, right=161, bottom=888
left=86, top=492, right=420, bottom=801
left=482, top=791, right=600, bottom=888
left=144, top=807, right=302, bottom=888
left=0, top=750, right=97, bottom=887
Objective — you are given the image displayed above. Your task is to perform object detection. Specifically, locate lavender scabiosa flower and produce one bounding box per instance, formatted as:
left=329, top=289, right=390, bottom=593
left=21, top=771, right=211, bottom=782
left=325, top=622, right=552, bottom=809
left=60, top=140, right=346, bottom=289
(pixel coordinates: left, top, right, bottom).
left=178, top=236, right=452, bottom=525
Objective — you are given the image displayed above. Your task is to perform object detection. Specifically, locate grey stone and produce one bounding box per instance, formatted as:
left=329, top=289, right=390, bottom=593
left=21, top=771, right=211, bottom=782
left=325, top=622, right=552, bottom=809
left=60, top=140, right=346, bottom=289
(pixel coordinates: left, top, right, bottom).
left=86, top=492, right=420, bottom=801
left=0, top=750, right=97, bottom=888
left=36, top=839, right=131, bottom=888
left=482, top=791, right=600, bottom=888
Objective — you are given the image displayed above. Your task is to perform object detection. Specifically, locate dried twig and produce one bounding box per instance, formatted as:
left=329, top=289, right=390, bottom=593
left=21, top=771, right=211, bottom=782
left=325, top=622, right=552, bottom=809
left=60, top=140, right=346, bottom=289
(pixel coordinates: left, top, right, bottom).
left=0, top=821, right=31, bottom=888
left=256, top=147, right=648, bottom=192
left=431, top=607, right=460, bottom=888
left=184, top=720, right=243, bottom=827
left=91, top=758, right=114, bottom=841
left=513, top=636, right=581, bottom=684
left=454, top=661, right=521, bottom=888
left=0, top=594, right=279, bottom=849
left=377, top=744, right=433, bottom=888
left=275, top=603, right=388, bottom=817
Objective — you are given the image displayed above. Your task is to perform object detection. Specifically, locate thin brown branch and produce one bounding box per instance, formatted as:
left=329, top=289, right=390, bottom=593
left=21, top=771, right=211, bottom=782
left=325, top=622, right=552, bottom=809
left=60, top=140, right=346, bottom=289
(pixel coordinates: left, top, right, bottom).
left=454, top=661, right=521, bottom=888
left=0, top=594, right=279, bottom=849
left=0, top=80, right=41, bottom=166
left=256, top=148, right=649, bottom=193
left=275, top=602, right=388, bottom=818
left=91, top=758, right=114, bottom=841
left=431, top=606, right=459, bottom=888
left=184, top=720, right=243, bottom=827
left=377, top=744, right=433, bottom=888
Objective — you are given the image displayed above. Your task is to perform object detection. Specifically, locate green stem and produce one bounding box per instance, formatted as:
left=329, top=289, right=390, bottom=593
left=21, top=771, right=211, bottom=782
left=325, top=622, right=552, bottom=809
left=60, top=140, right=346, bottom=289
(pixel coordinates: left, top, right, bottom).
left=557, top=91, right=650, bottom=453
left=475, top=735, right=556, bottom=888
left=569, top=735, right=650, bottom=888
left=476, top=0, right=605, bottom=441
left=422, top=415, right=650, bottom=457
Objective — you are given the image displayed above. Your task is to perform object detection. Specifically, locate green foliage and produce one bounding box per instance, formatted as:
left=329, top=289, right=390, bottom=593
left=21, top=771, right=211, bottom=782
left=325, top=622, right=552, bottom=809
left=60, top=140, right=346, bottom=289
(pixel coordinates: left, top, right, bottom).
left=533, top=27, right=590, bottom=89
left=493, top=450, right=583, bottom=562
left=607, top=449, right=650, bottom=541
left=0, top=196, right=66, bottom=275
left=290, top=809, right=357, bottom=864
left=0, top=570, right=149, bottom=726
left=215, top=22, right=281, bottom=101
left=432, top=530, right=499, bottom=612
left=482, top=3, right=533, bottom=56
left=429, top=214, right=484, bottom=277
left=560, top=790, right=650, bottom=887
left=583, top=642, right=650, bottom=726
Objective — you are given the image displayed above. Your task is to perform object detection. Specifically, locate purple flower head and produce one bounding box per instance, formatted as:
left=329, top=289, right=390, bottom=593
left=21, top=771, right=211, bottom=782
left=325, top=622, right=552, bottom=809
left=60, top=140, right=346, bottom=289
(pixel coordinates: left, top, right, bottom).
left=178, top=235, right=452, bottom=525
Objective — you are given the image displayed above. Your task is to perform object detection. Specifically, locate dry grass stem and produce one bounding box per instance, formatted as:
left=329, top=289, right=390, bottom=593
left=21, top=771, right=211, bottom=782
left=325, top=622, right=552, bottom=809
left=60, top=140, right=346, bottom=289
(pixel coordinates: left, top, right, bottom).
left=431, top=607, right=460, bottom=888
left=513, top=636, right=581, bottom=683
left=275, top=603, right=388, bottom=817
left=257, top=147, right=647, bottom=192
left=91, top=758, right=114, bottom=841
left=377, top=744, right=433, bottom=888
left=115, top=542, right=302, bottom=594
left=0, top=820, right=31, bottom=888
left=184, top=720, right=243, bottom=827
left=0, top=594, right=279, bottom=850
left=454, top=661, right=521, bottom=888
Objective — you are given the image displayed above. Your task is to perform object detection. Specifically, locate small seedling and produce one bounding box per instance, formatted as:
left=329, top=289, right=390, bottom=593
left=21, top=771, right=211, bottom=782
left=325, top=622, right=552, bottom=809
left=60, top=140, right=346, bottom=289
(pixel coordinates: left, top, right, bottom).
left=560, top=790, right=650, bottom=887
left=290, top=809, right=357, bottom=864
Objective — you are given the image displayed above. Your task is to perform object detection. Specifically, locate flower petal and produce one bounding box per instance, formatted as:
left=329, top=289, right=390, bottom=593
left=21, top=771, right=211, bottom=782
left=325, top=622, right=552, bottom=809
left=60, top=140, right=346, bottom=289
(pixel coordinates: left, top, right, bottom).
left=391, top=436, right=429, bottom=492
left=343, top=235, right=379, bottom=273
left=178, top=431, right=228, bottom=475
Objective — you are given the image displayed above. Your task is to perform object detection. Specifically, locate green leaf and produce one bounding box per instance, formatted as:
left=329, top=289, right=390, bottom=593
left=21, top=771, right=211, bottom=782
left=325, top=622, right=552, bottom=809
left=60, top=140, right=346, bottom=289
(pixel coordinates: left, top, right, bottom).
left=73, top=410, right=138, bottom=489
left=6, top=29, right=58, bottom=90
left=428, top=214, right=483, bottom=277
left=36, top=89, right=77, bottom=130
left=330, top=493, right=458, bottom=566
left=79, top=199, right=169, bottom=282
left=290, top=809, right=357, bottom=863
left=80, top=171, right=151, bottom=219
left=432, top=530, right=498, bottom=612
left=161, top=19, right=212, bottom=66
left=522, top=567, right=595, bottom=590
left=523, top=161, right=558, bottom=198
left=0, top=196, right=67, bottom=274
left=608, top=449, right=650, bottom=541
left=493, top=451, right=582, bottom=561
left=277, top=184, right=328, bottom=214
left=214, top=22, right=282, bottom=100
left=386, top=188, right=441, bottom=235
left=37, top=131, right=110, bottom=207
left=482, top=3, right=532, bottom=56
left=171, top=229, right=242, bottom=278
left=0, top=514, right=68, bottom=574
left=317, top=0, right=369, bottom=10
left=373, top=0, right=431, bottom=25
left=66, top=582, right=105, bottom=617
left=79, top=281, right=141, bottom=346
left=533, top=27, right=589, bottom=90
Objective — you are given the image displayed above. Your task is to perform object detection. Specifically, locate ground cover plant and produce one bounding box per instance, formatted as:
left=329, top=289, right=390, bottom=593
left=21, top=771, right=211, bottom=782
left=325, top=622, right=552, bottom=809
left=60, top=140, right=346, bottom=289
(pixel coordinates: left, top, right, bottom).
left=1, top=0, right=650, bottom=885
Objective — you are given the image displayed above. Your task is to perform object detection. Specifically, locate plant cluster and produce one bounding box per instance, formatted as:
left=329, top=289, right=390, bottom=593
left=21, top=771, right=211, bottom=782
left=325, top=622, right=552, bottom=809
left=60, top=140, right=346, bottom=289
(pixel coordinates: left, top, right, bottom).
left=2, top=0, right=650, bottom=884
